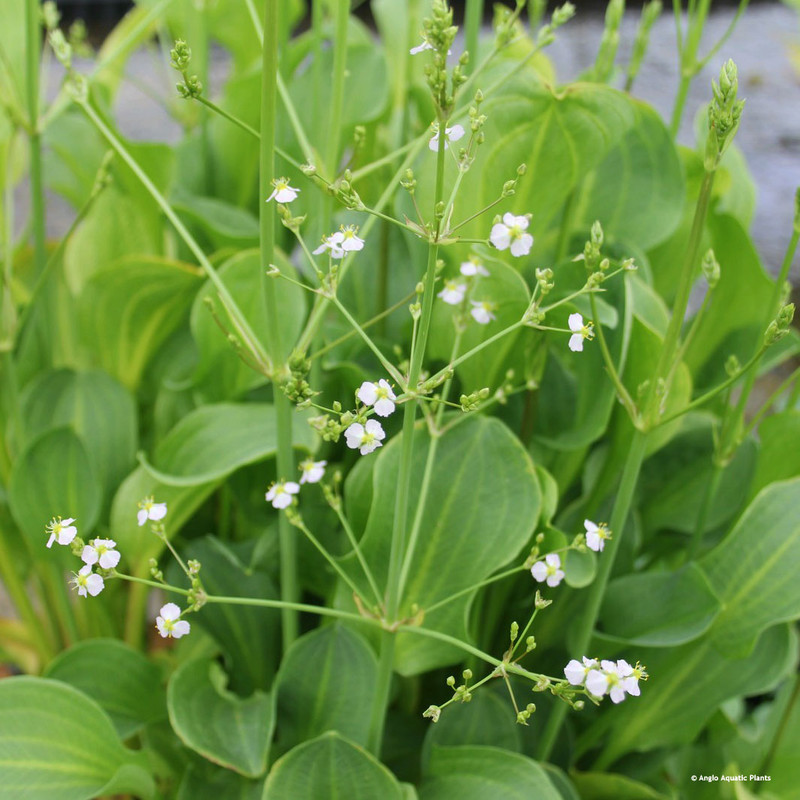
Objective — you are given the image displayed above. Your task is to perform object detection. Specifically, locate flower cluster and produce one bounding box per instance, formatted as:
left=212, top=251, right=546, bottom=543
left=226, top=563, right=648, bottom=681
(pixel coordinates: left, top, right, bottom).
left=266, top=458, right=328, bottom=509
left=312, top=225, right=365, bottom=259
left=437, top=256, right=496, bottom=325
left=564, top=657, right=647, bottom=704
left=529, top=520, right=610, bottom=588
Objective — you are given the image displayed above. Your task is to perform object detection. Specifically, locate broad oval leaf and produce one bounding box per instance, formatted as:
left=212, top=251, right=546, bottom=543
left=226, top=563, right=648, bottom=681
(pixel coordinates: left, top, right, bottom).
left=20, top=368, right=137, bottom=507
left=79, top=255, right=203, bottom=390
left=347, top=415, right=540, bottom=674
left=701, top=477, right=800, bottom=658
left=570, top=771, right=667, bottom=799
left=595, top=624, right=797, bottom=766
left=262, top=732, right=403, bottom=800
left=9, top=427, right=101, bottom=548
left=44, top=639, right=165, bottom=739
left=168, top=657, right=274, bottom=779
left=420, top=745, right=560, bottom=800
left=141, top=403, right=315, bottom=486
left=421, top=689, right=522, bottom=771
left=190, top=250, right=306, bottom=402
left=176, top=536, right=281, bottom=695
left=177, top=764, right=263, bottom=800
left=0, top=677, right=154, bottom=800
left=749, top=411, right=800, bottom=499
left=274, top=624, right=377, bottom=754
left=598, top=564, right=720, bottom=647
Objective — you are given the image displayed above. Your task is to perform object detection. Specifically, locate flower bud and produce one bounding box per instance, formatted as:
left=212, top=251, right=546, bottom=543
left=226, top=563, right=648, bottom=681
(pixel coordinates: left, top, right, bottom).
left=701, top=249, right=720, bottom=288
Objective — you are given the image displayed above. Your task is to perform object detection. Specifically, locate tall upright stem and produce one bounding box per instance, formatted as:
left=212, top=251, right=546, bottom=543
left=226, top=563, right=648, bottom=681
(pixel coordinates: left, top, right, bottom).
left=669, top=0, right=711, bottom=137
left=26, top=0, right=46, bottom=275
left=537, top=428, right=648, bottom=759
left=260, top=0, right=298, bottom=651
left=367, top=115, right=449, bottom=758
left=465, top=0, right=484, bottom=67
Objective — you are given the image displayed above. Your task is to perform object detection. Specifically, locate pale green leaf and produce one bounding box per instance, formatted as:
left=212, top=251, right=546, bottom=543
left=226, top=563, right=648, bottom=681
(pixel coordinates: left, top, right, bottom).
left=420, top=746, right=560, bottom=799
left=262, top=732, right=403, bottom=800
left=274, top=624, right=377, bottom=754
left=43, top=639, right=165, bottom=739
left=701, top=478, right=800, bottom=657
left=0, top=677, right=154, bottom=800
left=168, top=657, right=274, bottom=778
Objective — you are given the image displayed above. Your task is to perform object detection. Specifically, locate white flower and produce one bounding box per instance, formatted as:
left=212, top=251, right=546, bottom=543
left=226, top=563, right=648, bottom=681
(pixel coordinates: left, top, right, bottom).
left=45, top=517, right=77, bottom=549
left=344, top=420, right=386, bottom=455
left=312, top=231, right=346, bottom=259
left=584, top=519, right=611, bottom=552
left=470, top=300, right=496, bottom=325
left=266, top=177, right=300, bottom=203
left=429, top=123, right=465, bottom=152
left=357, top=379, right=396, bottom=417
left=585, top=665, right=610, bottom=699
left=438, top=279, right=466, bottom=305
left=530, top=553, right=565, bottom=587
left=568, top=313, right=594, bottom=352
left=339, top=225, right=365, bottom=252
left=81, top=538, right=121, bottom=570
left=137, top=497, right=167, bottom=527
left=490, top=213, right=534, bottom=257
left=299, top=458, right=327, bottom=485
left=616, top=659, right=647, bottom=698
left=564, top=656, right=598, bottom=686
left=266, top=481, right=300, bottom=509
left=156, top=603, right=191, bottom=639
left=460, top=257, right=489, bottom=277
left=71, top=565, right=104, bottom=598
left=410, top=39, right=452, bottom=55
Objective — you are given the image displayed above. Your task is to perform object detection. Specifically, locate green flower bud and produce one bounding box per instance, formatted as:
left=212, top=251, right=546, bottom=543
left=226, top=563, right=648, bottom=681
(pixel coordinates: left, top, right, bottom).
left=701, top=249, right=721, bottom=288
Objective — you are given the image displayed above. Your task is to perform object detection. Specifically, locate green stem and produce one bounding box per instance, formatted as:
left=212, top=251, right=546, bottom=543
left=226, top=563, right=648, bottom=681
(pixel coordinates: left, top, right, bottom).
left=465, top=0, right=484, bottom=67
left=330, top=296, right=405, bottom=387
left=367, top=108, right=450, bottom=758
left=396, top=326, right=464, bottom=603
left=669, top=0, right=711, bottom=137
left=536, top=428, right=648, bottom=760
left=646, top=169, right=715, bottom=424
left=425, top=565, right=526, bottom=615
left=742, top=365, right=800, bottom=440
left=26, top=0, right=46, bottom=276
left=332, top=503, right=383, bottom=608
left=291, top=515, right=364, bottom=602
left=589, top=291, right=638, bottom=422
left=77, top=100, right=271, bottom=368
left=0, top=528, right=53, bottom=664
left=687, top=460, right=723, bottom=560
left=325, top=0, right=349, bottom=177
left=261, top=0, right=298, bottom=652
left=760, top=676, right=800, bottom=776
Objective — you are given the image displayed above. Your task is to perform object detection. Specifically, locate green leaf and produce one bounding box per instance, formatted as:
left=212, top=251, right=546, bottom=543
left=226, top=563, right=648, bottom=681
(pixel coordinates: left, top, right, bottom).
left=598, top=564, right=720, bottom=647
left=638, top=412, right=755, bottom=535
left=263, top=732, right=403, bottom=800
left=20, top=369, right=137, bottom=508
left=685, top=214, right=778, bottom=389
left=420, top=746, right=561, bottom=799
left=177, top=764, right=264, bottom=800
left=109, top=465, right=216, bottom=570
left=428, top=257, right=534, bottom=391
left=596, top=624, right=797, bottom=765
left=190, top=250, right=306, bottom=401
left=413, top=81, right=637, bottom=253
left=572, top=100, right=684, bottom=250
left=178, top=536, right=281, bottom=694
left=174, top=193, right=259, bottom=250
left=274, top=624, right=377, bottom=754
left=421, top=689, right=522, bottom=771
left=534, top=271, right=631, bottom=449
left=700, top=478, right=800, bottom=658
left=141, top=403, right=315, bottom=486
left=43, top=639, right=165, bottom=739
left=348, top=416, right=540, bottom=674
left=749, top=411, right=800, bottom=498
left=168, top=657, right=274, bottom=778
left=570, top=771, right=667, bottom=799
left=768, top=677, right=800, bottom=799
left=9, top=427, right=101, bottom=548
left=79, top=256, right=202, bottom=390
left=0, top=677, right=154, bottom=800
